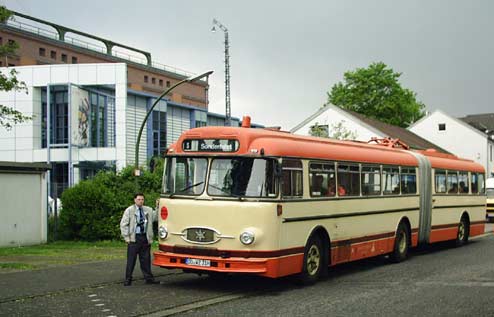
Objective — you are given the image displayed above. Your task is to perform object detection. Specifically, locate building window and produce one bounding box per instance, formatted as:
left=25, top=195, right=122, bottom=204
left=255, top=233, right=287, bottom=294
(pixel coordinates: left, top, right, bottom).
left=144, top=75, right=148, bottom=83
left=8, top=39, right=15, bottom=45
left=42, top=87, right=69, bottom=147
left=61, top=54, right=67, bottom=62
left=72, top=56, right=78, bottom=64
left=438, top=123, right=446, bottom=131
left=39, top=47, right=46, bottom=56
left=195, top=111, right=207, bottom=128
left=0, top=37, right=3, bottom=45
left=152, top=110, right=167, bottom=156
left=50, top=50, right=56, bottom=59
left=159, top=79, right=163, bottom=87
left=166, top=81, right=170, bottom=88
left=152, top=77, right=156, bottom=84
left=89, top=93, right=109, bottom=147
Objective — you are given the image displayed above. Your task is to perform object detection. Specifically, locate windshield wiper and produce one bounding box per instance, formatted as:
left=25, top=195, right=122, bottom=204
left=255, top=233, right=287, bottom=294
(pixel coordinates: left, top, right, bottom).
left=169, top=181, right=204, bottom=198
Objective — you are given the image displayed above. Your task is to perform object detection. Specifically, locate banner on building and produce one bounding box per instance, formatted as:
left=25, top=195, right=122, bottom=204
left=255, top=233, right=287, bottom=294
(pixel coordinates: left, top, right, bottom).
left=70, top=85, right=90, bottom=147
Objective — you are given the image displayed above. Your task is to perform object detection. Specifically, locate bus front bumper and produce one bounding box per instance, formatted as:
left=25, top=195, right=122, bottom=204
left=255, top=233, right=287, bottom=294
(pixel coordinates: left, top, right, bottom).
left=152, top=250, right=304, bottom=278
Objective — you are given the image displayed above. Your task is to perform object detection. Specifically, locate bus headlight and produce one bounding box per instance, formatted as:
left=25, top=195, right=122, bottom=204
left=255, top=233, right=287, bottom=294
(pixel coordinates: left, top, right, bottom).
left=240, top=231, right=255, bottom=245
left=159, top=226, right=168, bottom=239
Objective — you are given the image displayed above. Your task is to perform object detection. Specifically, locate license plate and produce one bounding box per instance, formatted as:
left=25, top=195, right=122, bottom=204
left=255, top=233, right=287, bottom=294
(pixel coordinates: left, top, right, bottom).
left=185, top=258, right=211, bottom=267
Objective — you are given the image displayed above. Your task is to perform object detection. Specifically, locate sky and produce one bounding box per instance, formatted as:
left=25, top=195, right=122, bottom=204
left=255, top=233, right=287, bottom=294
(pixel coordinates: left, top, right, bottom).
left=1, top=0, right=493, bottom=129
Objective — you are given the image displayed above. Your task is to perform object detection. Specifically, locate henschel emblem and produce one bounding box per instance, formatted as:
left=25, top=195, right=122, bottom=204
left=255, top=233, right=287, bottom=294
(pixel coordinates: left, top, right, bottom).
left=195, top=229, right=206, bottom=241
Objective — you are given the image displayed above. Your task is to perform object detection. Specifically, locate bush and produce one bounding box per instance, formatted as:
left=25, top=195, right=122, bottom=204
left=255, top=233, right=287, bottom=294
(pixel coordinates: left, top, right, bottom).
left=59, top=161, right=163, bottom=241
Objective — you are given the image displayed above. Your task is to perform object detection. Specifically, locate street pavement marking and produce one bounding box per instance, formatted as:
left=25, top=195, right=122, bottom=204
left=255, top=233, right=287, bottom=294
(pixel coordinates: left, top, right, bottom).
left=95, top=303, right=105, bottom=306
left=416, top=281, right=494, bottom=287
left=91, top=299, right=102, bottom=302
left=144, top=293, right=247, bottom=317
left=88, top=294, right=97, bottom=297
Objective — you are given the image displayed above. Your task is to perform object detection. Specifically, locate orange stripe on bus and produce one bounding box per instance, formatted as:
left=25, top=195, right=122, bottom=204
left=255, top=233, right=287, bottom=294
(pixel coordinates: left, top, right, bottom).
left=470, top=223, right=485, bottom=237
left=330, top=236, right=395, bottom=265
left=429, top=227, right=457, bottom=243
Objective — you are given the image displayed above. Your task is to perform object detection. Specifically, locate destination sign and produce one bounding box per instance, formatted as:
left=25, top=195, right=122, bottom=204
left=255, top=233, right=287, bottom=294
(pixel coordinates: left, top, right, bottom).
left=182, top=139, right=239, bottom=152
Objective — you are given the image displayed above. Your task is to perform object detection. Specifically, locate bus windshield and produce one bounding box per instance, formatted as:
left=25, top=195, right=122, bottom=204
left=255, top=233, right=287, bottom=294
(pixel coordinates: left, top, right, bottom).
left=208, top=158, right=278, bottom=198
left=164, top=157, right=208, bottom=195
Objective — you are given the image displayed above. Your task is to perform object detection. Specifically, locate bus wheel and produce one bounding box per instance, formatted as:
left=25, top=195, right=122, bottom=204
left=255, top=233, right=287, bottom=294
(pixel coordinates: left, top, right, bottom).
left=299, top=235, right=323, bottom=284
left=390, top=222, right=409, bottom=263
left=455, top=216, right=469, bottom=247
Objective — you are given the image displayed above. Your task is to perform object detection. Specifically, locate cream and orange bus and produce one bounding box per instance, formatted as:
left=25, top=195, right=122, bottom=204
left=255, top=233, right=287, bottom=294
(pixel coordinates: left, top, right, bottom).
left=153, top=118, right=486, bottom=283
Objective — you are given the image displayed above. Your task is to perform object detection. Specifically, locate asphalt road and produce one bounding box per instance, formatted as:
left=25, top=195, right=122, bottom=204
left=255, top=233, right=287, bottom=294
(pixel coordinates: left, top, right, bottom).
left=1, top=230, right=494, bottom=317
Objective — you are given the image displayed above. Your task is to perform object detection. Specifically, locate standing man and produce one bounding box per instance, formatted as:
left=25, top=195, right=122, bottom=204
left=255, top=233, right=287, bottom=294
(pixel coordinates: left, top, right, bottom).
left=120, top=193, right=159, bottom=286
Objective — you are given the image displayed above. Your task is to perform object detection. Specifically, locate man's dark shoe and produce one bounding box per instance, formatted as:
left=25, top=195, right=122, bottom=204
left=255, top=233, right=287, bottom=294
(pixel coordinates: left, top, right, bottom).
left=123, top=280, right=132, bottom=286
left=145, top=279, right=160, bottom=285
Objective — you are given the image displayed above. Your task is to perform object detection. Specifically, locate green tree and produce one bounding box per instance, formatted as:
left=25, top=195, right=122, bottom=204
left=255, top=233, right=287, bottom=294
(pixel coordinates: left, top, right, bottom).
left=59, top=161, right=164, bottom=241
left=328, top=62, right=425, bottom=128
left=328, top=121, right=357, bottom=140
left=0, top=6, right=31, bottom=130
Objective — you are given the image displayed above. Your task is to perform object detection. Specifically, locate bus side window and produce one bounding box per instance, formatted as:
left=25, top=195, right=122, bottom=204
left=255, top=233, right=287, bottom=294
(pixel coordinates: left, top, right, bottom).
left=447, top=171, right=459, bottom=194
left=383, top=166, right=400, bottom=195
left=401, top=167, right=417, bottom=194
left=435, top=170, right=446, bottom=193
left=472, top=173, right=486, bottom=194
left=458, top=172, right=469, bottom=193
left=282, top=159, right=303, bottom=198
left=361, top=165, right=381, bottom=196
left=309, top=162, right=336, bottom=197
left=337, top=163, right=360, bottom=196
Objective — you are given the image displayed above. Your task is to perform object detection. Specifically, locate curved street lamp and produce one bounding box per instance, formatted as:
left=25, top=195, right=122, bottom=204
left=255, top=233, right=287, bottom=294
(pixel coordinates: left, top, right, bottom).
left=134, top=70, right=214, bottom=175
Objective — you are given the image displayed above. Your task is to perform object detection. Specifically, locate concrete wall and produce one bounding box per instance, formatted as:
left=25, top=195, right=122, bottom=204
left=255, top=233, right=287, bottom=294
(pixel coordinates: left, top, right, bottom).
left=0, top=163, right=49, bottom=247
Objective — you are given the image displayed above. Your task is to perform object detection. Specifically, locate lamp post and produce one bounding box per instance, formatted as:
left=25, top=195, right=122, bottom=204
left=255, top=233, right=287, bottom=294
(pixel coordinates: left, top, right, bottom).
left=134, top=70, right=213, bottom=176
left=211, top=18, right=231, bottom=126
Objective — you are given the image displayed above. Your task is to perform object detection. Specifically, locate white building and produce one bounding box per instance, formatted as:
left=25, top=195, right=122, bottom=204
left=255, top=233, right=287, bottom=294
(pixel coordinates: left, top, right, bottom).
left=409, top=110, right=494, bottom=177
left=0, top=63, right=244, bottom=197
left=291, top=104, right=446, bottom=152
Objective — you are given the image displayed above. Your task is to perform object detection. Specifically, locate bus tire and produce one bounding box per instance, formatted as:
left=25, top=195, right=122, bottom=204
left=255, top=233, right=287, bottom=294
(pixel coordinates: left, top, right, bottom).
left=455, top=216, right=469, bottom=247
left=390, top=222, right=409, bottom=263
left=298, top=235, right=323, bottom=284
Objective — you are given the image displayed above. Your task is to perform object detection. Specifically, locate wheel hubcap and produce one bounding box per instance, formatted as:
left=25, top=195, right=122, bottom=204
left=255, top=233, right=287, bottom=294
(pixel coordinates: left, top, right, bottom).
left=398, top=232, right=407, bottom=254
left=307, top=244, right=320, bottom=276
left=458, top=222, right=465, bottom=240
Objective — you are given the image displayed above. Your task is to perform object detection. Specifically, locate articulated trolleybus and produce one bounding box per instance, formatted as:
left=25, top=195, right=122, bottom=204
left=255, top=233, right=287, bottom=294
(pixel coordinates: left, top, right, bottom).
left=153, top=117, right=486, bottom=283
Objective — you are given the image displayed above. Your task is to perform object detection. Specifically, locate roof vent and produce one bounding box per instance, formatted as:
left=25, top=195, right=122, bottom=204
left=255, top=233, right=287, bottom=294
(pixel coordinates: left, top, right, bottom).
left=241, top=116, right=251, bottom=128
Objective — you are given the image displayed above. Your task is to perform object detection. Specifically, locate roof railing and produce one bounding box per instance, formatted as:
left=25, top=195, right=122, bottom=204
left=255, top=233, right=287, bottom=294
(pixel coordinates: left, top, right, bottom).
left=4, top=16, right=197, bottom=78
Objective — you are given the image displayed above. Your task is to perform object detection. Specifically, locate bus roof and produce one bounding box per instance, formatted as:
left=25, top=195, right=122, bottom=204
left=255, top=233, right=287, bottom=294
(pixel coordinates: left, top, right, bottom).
left=169, top=126, right=484, bottom=173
